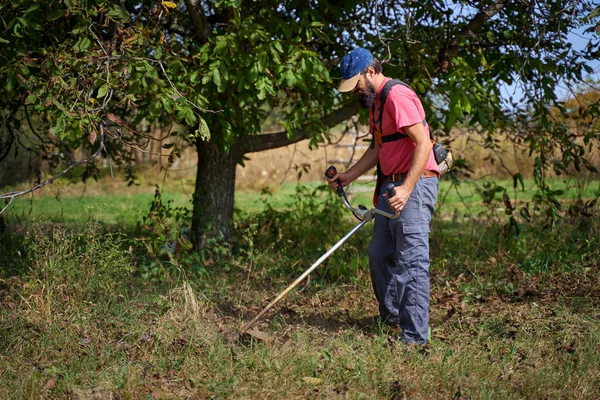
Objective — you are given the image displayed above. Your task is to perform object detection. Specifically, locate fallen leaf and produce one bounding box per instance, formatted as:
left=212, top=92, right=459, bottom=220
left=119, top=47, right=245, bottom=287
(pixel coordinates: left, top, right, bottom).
left=43, top=378, right=56, bottom=390
left=245, top=329, right=270, bottom=342
left=301, top=377, right=322, bottom=385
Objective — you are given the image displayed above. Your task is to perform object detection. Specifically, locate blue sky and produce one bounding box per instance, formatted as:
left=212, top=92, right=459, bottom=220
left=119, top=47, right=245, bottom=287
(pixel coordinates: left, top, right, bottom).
left=500, top=25, right=600, bottom=106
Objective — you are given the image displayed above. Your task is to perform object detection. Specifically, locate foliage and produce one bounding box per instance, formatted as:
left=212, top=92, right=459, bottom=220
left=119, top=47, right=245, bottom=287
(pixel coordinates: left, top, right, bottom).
left=0, top=0, right=336, bottom=160
left=136, top=186, right=220, bottom=281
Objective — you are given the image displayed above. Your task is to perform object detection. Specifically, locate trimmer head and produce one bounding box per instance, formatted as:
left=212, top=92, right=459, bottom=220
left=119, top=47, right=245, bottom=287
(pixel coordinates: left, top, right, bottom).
left=226, top=329, right=271, bottom=347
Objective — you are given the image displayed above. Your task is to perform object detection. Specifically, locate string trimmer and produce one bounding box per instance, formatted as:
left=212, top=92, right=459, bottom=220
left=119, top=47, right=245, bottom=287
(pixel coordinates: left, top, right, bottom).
left=227, top=166, right=398, bottom=344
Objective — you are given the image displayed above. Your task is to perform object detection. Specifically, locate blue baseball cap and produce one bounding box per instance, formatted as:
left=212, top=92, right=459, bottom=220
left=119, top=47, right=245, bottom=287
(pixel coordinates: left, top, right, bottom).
left=338, top=47, right=373, bottom=92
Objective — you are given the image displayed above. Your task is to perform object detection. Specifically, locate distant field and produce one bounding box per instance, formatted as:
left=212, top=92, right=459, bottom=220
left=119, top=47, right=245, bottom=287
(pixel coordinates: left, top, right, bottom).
left=4, top=175, right=599, bottom=227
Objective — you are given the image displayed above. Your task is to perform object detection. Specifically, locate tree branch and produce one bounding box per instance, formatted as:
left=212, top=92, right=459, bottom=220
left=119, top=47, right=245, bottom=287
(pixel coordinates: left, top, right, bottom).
left=436, top=0, right=506, bottom=71
left=25, top=106, right=53, bottom=145
left=245, top=100, right=361, bottom=154
left=0, top=125, right=15, bottom=163
left=184, top=0, right=210, bottom=42
left=0, top=126, right=106, bottom=215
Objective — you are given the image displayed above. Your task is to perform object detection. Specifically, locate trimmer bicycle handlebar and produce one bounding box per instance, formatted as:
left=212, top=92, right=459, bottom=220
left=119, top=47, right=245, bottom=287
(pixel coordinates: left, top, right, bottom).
left=325, top=166, right=399, bottom=221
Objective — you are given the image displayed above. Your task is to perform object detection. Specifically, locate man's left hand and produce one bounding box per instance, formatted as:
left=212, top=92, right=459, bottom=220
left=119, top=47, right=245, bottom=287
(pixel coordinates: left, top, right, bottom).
left=387, top=184, right=412, bottom=212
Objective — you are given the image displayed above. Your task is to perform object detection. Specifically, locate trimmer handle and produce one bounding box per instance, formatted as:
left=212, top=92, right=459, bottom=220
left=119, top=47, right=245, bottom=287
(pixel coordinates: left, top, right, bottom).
left=386, top=183, right=396, bottom=198
left=325, top=166, right=344, bottom=197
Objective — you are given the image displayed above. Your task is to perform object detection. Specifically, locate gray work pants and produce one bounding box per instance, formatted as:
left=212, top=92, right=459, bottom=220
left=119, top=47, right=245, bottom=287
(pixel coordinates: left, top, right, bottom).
left=369, top=177, right=438, bottom=344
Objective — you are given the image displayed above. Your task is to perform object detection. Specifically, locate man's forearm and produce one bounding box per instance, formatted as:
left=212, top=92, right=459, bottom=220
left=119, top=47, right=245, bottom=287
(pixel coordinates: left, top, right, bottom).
left=403, top=140, right=432, bottom=190
left=346, top=147, right=379, bottom=182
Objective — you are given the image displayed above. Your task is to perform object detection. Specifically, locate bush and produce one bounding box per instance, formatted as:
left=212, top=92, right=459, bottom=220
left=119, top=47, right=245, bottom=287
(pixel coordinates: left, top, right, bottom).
left=21, top=224, right=134, bottom=300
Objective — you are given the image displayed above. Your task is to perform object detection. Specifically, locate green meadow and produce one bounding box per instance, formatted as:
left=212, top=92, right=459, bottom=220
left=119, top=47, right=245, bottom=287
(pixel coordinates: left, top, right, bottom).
left=1, top=176, right=599, bottom=399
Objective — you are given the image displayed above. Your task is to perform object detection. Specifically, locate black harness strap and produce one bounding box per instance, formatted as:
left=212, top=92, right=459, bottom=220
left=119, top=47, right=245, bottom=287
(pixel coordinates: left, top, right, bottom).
left=371, top=79, right=431, bottom=144
left=381, top=132, right=406, bottom=143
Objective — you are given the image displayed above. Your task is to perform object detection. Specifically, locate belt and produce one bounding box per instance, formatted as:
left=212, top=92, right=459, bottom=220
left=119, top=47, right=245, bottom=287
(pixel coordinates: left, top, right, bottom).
left=387, top=170, right=437, bottom=182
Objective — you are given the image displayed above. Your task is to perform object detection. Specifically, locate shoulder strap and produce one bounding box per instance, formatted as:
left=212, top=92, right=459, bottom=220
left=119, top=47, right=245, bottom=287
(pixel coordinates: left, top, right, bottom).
left=372, top=79, right=432, bottom=144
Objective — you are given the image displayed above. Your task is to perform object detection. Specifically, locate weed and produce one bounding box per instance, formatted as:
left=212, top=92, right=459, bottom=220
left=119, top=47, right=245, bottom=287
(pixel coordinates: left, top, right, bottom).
left=135, top=186, right=222, bottom=282
left=1, top=180, right=599, bottom=399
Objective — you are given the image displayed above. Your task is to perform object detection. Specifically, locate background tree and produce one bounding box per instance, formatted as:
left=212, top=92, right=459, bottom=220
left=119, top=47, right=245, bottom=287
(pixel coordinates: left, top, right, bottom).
left=1, top=0, right=598, bottom=246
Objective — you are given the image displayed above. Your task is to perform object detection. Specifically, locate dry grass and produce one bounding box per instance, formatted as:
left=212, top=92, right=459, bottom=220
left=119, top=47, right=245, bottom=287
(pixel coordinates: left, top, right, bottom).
left=1, top=210, right=599, bottom=399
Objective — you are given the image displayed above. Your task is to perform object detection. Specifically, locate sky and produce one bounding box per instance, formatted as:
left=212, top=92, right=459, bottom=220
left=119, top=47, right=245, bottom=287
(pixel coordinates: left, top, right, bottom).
left=500, top=25, right=600, bottom=106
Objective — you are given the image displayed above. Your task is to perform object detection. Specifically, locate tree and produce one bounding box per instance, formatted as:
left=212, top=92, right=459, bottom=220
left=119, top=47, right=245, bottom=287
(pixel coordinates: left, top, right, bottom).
left=1, top=0, right=599, bottom=245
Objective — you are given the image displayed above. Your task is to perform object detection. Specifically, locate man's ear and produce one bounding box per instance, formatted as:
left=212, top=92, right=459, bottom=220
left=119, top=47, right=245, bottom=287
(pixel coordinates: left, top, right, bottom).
left=367, top=66, right=376, bottom=77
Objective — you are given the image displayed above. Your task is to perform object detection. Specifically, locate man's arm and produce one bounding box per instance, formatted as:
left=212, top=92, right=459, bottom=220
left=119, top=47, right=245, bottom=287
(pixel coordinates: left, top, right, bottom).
left=328, top=141, right=380, bottom=190
left=387, top=122, right=432, bottom=211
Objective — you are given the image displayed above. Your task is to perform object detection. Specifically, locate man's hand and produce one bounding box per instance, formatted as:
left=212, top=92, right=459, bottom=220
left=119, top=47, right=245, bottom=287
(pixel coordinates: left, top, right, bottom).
left=387, top=184, right=412, bottom=212
left=327, top=171, right=352, bottom=192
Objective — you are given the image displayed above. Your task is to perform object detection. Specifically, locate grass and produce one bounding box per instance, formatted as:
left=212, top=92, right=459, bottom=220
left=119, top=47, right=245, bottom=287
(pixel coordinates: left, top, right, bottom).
left=6, top=175, right=599, bottom=226
left=1, top=175, right=599, bottom=399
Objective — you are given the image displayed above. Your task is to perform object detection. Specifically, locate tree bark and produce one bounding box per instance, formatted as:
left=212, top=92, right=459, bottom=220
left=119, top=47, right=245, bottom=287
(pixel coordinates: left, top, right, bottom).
left=246, top=100, right=361, bottom=154
left=191, top=138, right=240, bottom=247
left=184, top=0, right=210, bottom=42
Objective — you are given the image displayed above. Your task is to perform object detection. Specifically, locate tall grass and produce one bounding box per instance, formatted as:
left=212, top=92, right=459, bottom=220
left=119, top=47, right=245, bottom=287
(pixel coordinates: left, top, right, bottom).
left=1, top=183, right=599, bottom=399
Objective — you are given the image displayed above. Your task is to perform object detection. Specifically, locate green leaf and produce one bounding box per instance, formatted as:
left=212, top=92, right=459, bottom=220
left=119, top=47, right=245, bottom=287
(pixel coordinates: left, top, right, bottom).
left=451, top=103, right=462, bottom=118
left=97, top=84, right=109, bottom=99
left=196, top=116, right=211, bottom=141
left=51, top=98, right=68, bottom=113
left=257, top=52, right=268, bottom=73
left=189, top=71, right=199, bottom=85
left=513, top=173, right=525, bottom=191
left=477, top=109, right=488, bottom=127
left=256, top=78, right=266, bottom=100
left=46, top=9, right=66, bottom=21
left=247, top=64, right=258, bottom=84
left=272, top=41, right=283, bottom=54
left=213, top=68, right=222, bottom=89
left=184, top=109, right=197, bottom=126
left=73, top=37, right=92, bottom=53
left=585, top=6, right=600, bottom=20
left=160, top=96, right=173, bottom=114
left=463, top=96, right=472, bottom=114
left=108, top=6, right=130, bottom=22
left=284, top=69, right=296, bottom=87
left=49, top=115, right=66, bottom=136
left=25, top=93, right=37, bottom=104
left=178, top=107, right=197, bottom=126
left=214, top=37, right=228, bottom=54
left=149, top=100, right=162, bottom=116
left=520, top=207, right=531, bottom=222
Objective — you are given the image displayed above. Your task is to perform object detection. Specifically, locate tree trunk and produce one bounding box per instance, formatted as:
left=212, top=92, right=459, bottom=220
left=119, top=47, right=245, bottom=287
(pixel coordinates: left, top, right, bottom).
left=191, top=138, right=240, bottom=248
left=189, top=101, right=361, bottom=248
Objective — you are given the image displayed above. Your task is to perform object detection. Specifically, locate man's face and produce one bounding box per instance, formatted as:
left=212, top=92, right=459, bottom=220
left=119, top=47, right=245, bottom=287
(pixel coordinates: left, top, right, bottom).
left=353, top=74, right=377, bottom=109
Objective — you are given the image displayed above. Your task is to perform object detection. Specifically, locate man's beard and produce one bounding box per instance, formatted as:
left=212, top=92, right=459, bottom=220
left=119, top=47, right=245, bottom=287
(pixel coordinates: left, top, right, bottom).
left=357, top=81, right=377, bottom=108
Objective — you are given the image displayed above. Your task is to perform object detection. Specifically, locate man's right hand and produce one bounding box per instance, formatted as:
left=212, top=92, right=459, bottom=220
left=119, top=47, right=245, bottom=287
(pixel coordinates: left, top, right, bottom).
left=327, top=171, right=352, bottom=192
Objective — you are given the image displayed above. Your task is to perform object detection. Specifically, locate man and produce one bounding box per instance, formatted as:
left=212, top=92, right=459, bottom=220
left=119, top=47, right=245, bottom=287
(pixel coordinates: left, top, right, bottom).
left=328, top=47, right=439, bottom=344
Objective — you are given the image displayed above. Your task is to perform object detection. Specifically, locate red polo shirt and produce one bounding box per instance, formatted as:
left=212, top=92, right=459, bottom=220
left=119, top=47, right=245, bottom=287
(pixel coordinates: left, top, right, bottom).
left=370, top=78, right=440, bottom=177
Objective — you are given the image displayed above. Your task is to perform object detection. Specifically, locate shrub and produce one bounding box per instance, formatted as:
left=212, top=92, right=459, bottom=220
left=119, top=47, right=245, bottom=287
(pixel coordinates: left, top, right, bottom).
left=22, top=224, right=134, bottom=301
